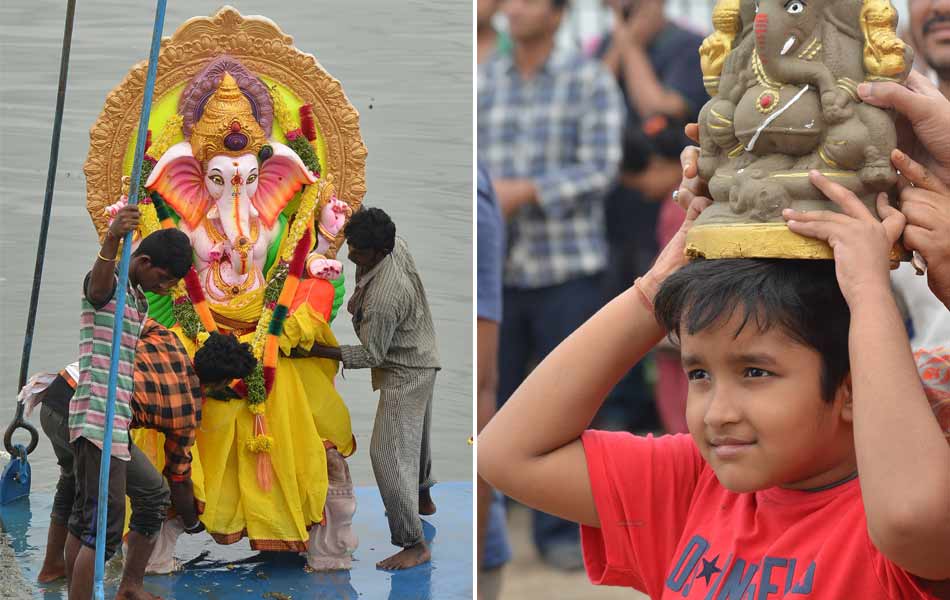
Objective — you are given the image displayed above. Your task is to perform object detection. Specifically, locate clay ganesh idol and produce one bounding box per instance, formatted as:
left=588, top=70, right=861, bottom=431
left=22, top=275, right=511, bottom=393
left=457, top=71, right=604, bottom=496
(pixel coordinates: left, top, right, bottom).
left=692, top=0, right=913, bottom=259
left=84, top=8, right=368, bottom=570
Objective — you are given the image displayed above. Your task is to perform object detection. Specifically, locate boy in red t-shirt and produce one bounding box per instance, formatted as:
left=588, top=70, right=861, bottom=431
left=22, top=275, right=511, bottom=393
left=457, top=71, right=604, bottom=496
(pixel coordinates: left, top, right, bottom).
left=479, top=175, right=950, bottom=598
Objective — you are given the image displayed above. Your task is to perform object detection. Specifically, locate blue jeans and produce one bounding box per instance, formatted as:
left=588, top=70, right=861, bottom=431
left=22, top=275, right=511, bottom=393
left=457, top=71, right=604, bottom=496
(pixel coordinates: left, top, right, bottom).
left=498, top=274, right=603, bottom=553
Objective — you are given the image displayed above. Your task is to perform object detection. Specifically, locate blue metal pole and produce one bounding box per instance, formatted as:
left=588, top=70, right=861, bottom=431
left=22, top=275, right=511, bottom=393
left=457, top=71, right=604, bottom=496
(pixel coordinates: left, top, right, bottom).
left=93, top=1, right=166, bottom=597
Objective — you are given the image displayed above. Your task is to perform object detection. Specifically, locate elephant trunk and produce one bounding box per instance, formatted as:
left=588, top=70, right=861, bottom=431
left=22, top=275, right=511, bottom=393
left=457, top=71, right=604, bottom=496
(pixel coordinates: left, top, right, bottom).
left=217, top=181, right=254, bottom=276
left=754, top=13, right=800, bottom=68
left=754, top=14, right=835, bottom=93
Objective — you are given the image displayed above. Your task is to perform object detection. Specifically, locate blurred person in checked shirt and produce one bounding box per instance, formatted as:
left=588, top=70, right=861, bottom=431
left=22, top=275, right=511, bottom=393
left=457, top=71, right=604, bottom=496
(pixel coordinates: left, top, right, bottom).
left=477, top=0, right=623, bottom=571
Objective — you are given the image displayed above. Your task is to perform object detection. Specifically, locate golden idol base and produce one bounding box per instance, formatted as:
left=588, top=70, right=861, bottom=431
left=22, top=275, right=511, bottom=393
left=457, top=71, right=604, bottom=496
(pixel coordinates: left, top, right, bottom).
left=685, top=223, right=908, bottom=266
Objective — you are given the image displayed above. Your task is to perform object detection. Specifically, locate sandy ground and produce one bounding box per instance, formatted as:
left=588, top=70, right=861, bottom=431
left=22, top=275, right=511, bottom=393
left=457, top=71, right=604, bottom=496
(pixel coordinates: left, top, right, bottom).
left=493, top=503, right=647, bottom=600
left=0, top=524, right=32, bottom=600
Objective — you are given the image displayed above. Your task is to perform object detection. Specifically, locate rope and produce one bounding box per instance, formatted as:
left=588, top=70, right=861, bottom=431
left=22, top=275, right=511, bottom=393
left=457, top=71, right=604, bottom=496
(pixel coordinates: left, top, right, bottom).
left=93, top=1, right=167, bottom=597
left=2, top=0, right=77, bottom=459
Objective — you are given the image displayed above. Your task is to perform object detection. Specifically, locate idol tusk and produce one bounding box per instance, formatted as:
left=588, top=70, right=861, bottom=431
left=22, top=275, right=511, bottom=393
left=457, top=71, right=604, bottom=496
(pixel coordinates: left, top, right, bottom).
left=781, top=36, right=797, bottom=56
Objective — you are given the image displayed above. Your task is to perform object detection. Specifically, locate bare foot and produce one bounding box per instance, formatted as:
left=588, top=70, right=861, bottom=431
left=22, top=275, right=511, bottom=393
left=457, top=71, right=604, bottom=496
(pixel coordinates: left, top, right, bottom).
left=375, top=542, right=431, bottom=570
left=419, top=489, right=437, bottom=516
left=115, top=585, right=163, bottom=600
left=37, top=561, right=66, bottom=583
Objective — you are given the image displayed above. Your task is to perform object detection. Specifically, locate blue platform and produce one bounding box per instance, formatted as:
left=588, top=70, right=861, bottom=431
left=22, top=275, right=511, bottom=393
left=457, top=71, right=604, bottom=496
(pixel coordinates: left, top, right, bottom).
left=1, top=481, right=472, bottom=599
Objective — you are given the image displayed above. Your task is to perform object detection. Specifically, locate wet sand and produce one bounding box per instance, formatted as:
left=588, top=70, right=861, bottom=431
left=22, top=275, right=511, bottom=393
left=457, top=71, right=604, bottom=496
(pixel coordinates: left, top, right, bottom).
left=0, top=525, right=32, bottom=599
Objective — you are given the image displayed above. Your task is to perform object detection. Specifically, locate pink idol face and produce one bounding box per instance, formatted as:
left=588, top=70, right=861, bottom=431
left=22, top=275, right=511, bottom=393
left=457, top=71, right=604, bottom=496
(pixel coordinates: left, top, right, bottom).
left=204, top=153, right=260, bottom=200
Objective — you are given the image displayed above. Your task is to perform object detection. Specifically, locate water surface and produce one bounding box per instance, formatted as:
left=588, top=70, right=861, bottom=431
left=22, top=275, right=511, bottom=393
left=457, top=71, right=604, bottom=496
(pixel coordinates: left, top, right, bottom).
left=0, top=0, right=473, bottom=494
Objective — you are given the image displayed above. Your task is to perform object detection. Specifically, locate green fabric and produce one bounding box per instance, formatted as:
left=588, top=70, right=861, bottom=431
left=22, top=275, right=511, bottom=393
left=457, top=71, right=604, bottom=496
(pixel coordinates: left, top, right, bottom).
left=262, top=213, right=288, bottom=276
left=146, top=199, right=181, bottom=325
left=145, top=291, right=175, bottom=327
left=330, top=273, right=345, bottom=323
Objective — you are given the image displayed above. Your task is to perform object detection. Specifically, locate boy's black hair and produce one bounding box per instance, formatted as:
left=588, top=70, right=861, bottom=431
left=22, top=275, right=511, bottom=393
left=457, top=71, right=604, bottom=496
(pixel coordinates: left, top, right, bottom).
left=343, top=207, right=396, bottom=254
left=653, top=259, right=851, bottom=402
left=552, top=0, right=570, bottom=8
left=193, top=332, right=257, bottom=386
left=134, top=228, right=193, bottom=279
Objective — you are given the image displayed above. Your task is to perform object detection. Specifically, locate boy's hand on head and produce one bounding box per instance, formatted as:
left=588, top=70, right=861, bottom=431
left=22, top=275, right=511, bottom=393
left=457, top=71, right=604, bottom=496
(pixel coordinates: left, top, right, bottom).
left=642, top=194, right=712, bottom=300
left=783, top=171, right=905, bottom=305
left=891, top=149, right=950, bottom=307
left=107, top=204, right=140, bottom=239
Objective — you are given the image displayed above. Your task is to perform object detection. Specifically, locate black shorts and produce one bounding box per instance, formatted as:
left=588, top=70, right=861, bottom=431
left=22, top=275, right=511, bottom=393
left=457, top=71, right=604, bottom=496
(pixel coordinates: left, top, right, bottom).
left=67, top=437, right=127, bottom=560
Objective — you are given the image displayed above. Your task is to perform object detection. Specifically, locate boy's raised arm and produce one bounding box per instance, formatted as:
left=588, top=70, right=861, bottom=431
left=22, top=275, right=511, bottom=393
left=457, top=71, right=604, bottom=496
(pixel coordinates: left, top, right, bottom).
left=477, top=197, right=710, bottom=527
left=785, top=173, right=950, bottom=581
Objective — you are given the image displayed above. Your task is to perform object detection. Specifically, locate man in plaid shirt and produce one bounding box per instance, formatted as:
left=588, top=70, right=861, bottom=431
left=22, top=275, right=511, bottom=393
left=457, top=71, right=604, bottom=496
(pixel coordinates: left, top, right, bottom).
left=477, top=0, right=623, bottom=571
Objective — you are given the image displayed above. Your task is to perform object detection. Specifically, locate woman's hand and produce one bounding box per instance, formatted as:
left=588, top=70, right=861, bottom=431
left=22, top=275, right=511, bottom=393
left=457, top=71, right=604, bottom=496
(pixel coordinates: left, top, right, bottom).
left=783, top=171, right=905, bottom=305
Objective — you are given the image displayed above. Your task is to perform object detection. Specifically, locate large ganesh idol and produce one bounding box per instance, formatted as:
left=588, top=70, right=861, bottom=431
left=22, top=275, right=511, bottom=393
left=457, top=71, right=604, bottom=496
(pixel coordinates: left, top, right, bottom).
left=83, top=7, right=366, bottom=569
left=691, top=0, right=913, bottom=259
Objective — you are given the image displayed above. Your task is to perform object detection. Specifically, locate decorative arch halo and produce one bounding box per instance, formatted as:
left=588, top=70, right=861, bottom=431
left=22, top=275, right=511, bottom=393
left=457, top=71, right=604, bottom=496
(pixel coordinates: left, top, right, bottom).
left=84, top=6, right=367, bottom=239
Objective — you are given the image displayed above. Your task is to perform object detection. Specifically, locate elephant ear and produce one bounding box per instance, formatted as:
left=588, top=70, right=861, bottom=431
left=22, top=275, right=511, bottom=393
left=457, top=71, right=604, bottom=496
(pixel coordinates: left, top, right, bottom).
left=145, top=141, right=214, bottom=229
left=251, top=142, right=319, bottom=228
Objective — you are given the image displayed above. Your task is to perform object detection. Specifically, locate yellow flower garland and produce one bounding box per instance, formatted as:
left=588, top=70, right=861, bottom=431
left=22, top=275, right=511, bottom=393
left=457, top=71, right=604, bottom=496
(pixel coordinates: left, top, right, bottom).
left=280, top=180, right=324, bottom=262
left=147, top=114, right=184, bottom=161
left=139, top=203, right=162, bottom=238
left=245, top=434, right=274, bottom=454
left=269, top=84, right=297, bottom=139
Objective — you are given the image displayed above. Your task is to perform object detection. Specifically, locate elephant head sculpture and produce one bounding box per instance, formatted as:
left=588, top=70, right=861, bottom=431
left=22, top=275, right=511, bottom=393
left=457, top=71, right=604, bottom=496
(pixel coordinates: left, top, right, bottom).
left=692, top=0, right=912, bottom=259
left=145, top=73, right=317, bottom=278
left=748, top=0, right=910, bottom=100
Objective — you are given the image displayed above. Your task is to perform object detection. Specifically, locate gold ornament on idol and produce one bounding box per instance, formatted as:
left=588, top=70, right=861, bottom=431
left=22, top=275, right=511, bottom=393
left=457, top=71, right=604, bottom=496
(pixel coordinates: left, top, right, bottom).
left=189, top=73, right=267, bottom=163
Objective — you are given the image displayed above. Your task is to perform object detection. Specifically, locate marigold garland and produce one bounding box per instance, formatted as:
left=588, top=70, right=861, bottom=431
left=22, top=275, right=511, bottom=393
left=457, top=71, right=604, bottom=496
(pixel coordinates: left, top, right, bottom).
left=270, top=84, right=298, bottom=141
left=281, top=180, right=323, bottom=262
left=245, top=434, right=274, bottom=453
left=147, top=114, right=184, bottom=161
left=139, top=201, right=162, bottom=238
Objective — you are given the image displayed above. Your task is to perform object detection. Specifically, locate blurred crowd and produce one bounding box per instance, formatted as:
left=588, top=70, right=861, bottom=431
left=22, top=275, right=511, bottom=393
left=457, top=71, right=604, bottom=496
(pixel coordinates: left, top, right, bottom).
left=476, top=0, right=950, bottom=597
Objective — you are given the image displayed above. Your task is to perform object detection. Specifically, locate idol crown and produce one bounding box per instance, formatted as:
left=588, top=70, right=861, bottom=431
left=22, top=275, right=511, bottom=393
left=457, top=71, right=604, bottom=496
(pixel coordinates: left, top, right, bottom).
left=190, top=72, right=267, bottom=163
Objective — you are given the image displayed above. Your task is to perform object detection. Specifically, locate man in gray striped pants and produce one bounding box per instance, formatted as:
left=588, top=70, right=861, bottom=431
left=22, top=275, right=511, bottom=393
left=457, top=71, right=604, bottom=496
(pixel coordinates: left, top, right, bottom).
left=309, top=207, right=441, bottom=570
